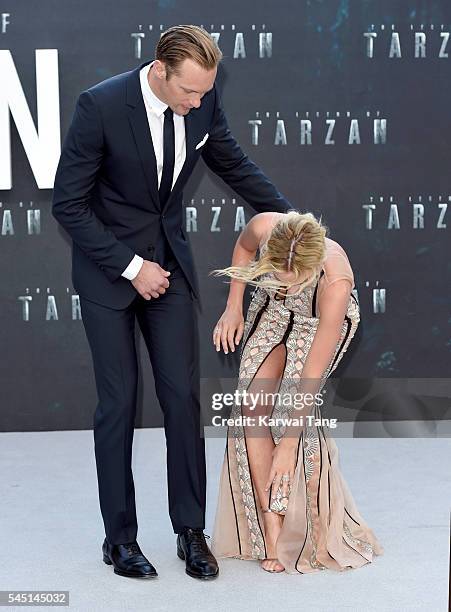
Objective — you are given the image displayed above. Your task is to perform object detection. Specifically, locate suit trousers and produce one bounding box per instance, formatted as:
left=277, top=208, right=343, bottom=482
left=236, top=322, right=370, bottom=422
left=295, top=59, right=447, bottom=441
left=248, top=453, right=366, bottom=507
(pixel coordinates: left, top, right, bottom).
left=79, top=261, right=206, bottom=544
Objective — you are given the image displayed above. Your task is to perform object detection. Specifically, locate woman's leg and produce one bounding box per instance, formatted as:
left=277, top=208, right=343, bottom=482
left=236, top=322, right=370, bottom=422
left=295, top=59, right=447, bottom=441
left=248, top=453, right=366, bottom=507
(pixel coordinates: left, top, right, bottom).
left=241, top=343, right=287, bottom=572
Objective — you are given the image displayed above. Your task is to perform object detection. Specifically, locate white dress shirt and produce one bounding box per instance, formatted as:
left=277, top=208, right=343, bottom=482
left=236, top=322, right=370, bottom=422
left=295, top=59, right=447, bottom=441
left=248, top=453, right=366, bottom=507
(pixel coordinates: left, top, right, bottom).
left=121, top=62, right=187, bottom=280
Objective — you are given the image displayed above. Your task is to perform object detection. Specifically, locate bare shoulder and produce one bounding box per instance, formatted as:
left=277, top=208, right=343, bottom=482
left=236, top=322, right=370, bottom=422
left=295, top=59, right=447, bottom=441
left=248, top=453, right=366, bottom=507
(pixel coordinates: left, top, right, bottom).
left=325, top=236, right=349, bottom=259
left=321, top=237, right=354, bottom=291
left=241, top=212, right=286, bottom=250
left=249, top=211, right=285, bottom=232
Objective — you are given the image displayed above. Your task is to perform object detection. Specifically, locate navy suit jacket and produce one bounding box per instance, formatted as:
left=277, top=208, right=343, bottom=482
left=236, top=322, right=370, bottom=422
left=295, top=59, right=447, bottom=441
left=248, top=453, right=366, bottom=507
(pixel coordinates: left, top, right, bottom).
left=52, top=60, right=292, bottom=309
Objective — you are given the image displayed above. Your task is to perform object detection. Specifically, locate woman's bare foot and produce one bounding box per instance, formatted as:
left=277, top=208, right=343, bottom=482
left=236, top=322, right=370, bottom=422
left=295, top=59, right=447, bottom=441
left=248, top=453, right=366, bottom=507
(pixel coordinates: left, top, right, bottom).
left=261, top=510, right=285, bottom=573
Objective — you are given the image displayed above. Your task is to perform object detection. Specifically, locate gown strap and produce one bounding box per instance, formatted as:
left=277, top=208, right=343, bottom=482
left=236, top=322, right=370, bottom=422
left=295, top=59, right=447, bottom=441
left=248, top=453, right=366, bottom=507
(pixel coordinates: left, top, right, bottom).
left=311, top=268, right=325, bottom=318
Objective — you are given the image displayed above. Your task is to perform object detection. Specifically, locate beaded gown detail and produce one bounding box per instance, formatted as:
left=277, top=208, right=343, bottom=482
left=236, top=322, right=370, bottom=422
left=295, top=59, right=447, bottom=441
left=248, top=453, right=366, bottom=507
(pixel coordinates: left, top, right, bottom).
left=211, top=239, right=384, bottom=573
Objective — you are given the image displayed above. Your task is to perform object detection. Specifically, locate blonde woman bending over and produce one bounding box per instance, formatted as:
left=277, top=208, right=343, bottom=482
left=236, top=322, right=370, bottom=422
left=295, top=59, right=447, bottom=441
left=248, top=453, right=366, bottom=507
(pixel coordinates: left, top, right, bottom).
left=210, top=210, right=383, bottom=574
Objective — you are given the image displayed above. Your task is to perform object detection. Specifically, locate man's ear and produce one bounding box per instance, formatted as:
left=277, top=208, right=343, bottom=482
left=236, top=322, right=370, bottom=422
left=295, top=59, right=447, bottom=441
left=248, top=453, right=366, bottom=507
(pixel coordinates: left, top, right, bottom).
left=153, top=60, right=166, bottom=80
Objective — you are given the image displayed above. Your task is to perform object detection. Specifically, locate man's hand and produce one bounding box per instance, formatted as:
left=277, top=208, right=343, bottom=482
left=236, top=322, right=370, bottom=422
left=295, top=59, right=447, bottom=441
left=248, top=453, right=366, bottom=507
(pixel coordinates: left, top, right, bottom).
left=131, top=260, right=171, bottom=300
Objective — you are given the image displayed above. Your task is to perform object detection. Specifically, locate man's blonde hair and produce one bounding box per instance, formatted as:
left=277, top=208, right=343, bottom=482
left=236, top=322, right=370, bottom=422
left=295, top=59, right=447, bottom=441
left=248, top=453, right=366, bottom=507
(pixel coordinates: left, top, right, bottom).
left=211, top=211, right=329, bottom=297
left=156, top=25, right=223, bottom=78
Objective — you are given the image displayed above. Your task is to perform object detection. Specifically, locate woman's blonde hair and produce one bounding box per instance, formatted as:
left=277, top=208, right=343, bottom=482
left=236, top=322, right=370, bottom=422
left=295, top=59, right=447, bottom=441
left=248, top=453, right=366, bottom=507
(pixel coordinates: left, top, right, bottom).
left=211, top=210, right=328, bottom=297
left=156, top=25, right=223, bottom=79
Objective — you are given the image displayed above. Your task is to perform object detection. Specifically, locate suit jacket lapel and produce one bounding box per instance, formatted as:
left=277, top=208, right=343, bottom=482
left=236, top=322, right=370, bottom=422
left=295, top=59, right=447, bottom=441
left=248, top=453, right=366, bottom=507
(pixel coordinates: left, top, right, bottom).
left=126, top=61, right=160, bottom=210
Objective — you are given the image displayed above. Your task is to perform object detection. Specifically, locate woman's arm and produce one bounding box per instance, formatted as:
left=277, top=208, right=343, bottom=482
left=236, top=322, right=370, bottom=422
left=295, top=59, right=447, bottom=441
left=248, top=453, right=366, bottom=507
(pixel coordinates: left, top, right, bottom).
left=213, top=211, right=281, bottom=353
left=225, top=211, right=282, bottom=310
left=301, top=279, right=352, bottom=377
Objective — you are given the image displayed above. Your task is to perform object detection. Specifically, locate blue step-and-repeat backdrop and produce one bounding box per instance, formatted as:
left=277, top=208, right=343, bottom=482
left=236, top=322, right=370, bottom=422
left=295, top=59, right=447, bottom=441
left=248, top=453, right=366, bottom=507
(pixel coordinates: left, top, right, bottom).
left=0, top=1, right=449, bottom=430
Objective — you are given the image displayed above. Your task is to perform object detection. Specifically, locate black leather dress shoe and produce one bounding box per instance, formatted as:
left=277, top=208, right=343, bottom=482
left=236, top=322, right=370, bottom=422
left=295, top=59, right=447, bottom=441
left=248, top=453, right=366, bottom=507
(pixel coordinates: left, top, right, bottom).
left=102, top=538, right=158, bottom=578
left=176, top=528, right=219, bottom=579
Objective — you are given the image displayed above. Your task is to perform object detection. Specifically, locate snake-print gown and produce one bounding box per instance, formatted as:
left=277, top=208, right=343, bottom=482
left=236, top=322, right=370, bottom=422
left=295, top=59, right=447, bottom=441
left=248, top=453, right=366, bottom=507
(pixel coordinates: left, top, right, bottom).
left=211, top=240, right=384, bottom=573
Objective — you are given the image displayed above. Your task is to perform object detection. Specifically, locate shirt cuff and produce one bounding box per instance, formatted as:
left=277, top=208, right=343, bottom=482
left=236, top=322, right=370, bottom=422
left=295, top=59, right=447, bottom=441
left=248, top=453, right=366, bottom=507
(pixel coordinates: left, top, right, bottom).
left=121, top=254, right=144, bottom=280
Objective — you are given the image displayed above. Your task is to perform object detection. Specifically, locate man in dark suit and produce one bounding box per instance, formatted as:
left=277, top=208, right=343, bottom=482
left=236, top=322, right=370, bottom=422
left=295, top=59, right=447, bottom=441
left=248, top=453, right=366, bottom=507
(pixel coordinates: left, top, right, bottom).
left=52, top=25, right=291, bottom=580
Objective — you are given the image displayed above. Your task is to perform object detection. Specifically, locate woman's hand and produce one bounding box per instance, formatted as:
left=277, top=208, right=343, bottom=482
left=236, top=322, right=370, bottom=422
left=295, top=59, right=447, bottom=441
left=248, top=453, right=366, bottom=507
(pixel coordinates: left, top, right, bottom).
left=264, top=440, right=298, bottom=500
left=212, top=304, right=244, bottom=354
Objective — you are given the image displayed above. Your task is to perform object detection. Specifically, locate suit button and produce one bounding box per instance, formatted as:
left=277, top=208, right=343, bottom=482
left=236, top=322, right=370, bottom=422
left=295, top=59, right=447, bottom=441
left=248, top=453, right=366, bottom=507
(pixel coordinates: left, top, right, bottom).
left=147, top=245, right=154, bottom=253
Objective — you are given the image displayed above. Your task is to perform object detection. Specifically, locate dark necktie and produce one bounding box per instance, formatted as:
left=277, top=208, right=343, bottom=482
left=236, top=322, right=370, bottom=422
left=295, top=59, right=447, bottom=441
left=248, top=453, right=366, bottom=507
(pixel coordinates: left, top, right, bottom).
left=154, top=106, right=176, bottom=268
left=159, top=106, right=175, bottom=207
